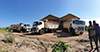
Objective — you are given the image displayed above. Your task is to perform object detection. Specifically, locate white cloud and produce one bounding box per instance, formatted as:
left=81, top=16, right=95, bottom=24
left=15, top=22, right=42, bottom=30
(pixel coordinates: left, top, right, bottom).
left=81, top=18, right=100, bottom=26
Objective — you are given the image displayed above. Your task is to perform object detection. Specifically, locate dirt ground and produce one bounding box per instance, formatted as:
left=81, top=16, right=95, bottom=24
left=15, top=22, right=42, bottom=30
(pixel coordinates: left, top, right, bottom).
left=0, top=30, right=100, bottom=52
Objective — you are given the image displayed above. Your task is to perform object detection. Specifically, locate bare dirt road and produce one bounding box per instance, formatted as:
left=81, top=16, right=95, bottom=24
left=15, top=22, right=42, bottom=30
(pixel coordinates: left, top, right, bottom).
left=0, top=30, right=99, bottom=52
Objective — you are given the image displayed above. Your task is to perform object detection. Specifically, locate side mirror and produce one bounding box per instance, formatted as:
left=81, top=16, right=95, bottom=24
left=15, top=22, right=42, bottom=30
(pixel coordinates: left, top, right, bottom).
left=73, top=21, right=75, bottom=24
left=44, top=19, right=48, bottom=22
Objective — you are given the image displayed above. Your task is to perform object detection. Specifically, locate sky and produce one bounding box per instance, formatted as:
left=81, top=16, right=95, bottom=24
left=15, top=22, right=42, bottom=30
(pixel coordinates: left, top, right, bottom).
left=0, top=0, right=100, bottom=27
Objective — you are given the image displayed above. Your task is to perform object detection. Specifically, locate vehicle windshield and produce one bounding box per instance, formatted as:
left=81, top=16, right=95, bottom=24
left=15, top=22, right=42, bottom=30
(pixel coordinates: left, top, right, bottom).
left=33, top=22, right=42, bottom=26
left=33, top=22, right=38, bottom=26
left=73, top=20, right=85, bottom=25
left=24, top=24, right=30, bottom=27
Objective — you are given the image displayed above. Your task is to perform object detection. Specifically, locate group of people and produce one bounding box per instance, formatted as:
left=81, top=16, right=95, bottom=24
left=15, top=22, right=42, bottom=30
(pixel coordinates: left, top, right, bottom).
left=88, top=20, right=100, bottom=52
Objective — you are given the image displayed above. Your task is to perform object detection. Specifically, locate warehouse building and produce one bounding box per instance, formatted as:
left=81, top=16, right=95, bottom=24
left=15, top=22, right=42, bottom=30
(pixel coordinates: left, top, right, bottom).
left=40, top=14, right=59, bottom=22
left=59, top=14, right=80, bottom=29
left=40, top=14, right=80, bottom=29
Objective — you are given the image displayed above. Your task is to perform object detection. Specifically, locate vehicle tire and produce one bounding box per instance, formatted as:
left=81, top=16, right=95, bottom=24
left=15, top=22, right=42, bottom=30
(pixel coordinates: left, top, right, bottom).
left=48, top=29, right=51, bottom=33
left=66, top=28, right=69, bottom=33
left=70, top=27, right=72, bottom=33
left=80, top=32, right=83, bottom=35
left=54, top=29, right=56, bottom=33
left=39, top=29, right=44, bottom=35
left=70, top=27, right=75, bottom=36
left=27, top=31, right=29, bottom=33
left=31, top=33, right=34, bottom=35
left=72, top=29, right=75, bottom=36
left=45, top=29, right=48, bottom=33
left=51, top=29, right=54, bottom=33
left=22, top=29, right=26, bottom=33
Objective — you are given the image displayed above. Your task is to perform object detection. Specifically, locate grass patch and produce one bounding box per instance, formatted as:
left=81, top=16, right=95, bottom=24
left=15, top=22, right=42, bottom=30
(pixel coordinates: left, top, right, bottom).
left=0, top=44, right=9, bottom=52
left=0, top=28, right=13, bottom=33
left=0, top=28, right=12, bottom=33
left=0, top=28, right=7, bottom=33
left=0, top=28, right=6, bottom=31
left=2, top=50, right=9, bottom=52
left=4, top=33, right=15, bottom=43
left=0, top=30, right=6, bottom=33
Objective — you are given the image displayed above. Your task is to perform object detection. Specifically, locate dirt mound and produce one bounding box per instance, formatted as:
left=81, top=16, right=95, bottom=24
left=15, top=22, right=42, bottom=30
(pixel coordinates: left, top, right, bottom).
left=11, top=37, right=57, bottom=52
left=0, top=31, right=99, bottom=52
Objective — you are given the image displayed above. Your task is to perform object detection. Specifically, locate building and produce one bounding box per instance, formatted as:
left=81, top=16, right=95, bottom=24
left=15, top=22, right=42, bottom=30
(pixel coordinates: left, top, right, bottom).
left=59, top=14, right=80, bottom=29
left=40, top=13, right=80, bottom=29
left=40, top=14, right=59, bottom=22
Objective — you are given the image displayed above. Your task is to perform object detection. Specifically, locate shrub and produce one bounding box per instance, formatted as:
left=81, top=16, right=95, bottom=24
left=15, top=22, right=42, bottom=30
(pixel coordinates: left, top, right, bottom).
left=85, top=25, right=88, bottom=31
left=0, top=28, right=6, bottom=30
left=86, top=27, right=88, bottom=31
left=51, top=41, right=71, bottom=52
left=10, top=30, right=13, bottom=32
left=5, top=28, right=13, bottom=33
left=4, top=33, right=15, bottom=43
left=6, top=27, right=10, bottom=29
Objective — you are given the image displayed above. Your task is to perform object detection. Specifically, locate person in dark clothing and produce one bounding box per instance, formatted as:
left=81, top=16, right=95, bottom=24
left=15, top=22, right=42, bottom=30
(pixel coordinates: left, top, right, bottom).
left=93, top=20, right=100, bottom=52
left=88, top=21, right=97, bottom=52
left=99, top=26, right=100, bottom=43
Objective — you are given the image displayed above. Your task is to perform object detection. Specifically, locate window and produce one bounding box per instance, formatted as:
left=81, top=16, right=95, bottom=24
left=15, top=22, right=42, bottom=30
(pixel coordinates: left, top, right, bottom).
left=38, top=22, right=42, bottom=25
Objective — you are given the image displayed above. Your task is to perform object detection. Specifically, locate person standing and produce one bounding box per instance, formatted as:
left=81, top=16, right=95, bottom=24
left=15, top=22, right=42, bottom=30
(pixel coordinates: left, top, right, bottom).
left=88, top=21, right=97, bottom=52
left=93, top=20, right=100, bottom=52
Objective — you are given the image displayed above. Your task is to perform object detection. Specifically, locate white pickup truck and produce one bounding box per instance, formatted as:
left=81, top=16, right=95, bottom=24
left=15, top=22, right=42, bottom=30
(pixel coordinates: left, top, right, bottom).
left=31, top=19, right=59, bottom=34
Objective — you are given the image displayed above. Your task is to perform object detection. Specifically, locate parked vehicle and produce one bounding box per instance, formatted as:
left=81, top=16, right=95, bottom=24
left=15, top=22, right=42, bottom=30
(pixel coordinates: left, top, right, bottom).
left=31, top=19, right=59, bottom=34
left=10, top=23, right=31, bottom=32
left=63, top=19, right=85, bottom=35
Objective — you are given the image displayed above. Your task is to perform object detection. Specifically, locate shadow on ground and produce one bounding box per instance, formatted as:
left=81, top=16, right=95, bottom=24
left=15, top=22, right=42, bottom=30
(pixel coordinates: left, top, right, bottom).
left=24, top=33, right=35, bottom=35
left=54, top=32, right=79, bottom=38
left=23, top=32, right=53, bottom=35
left=12, top=31, right=21, bottom=33
left=23, top=33, right=41, bottom=35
